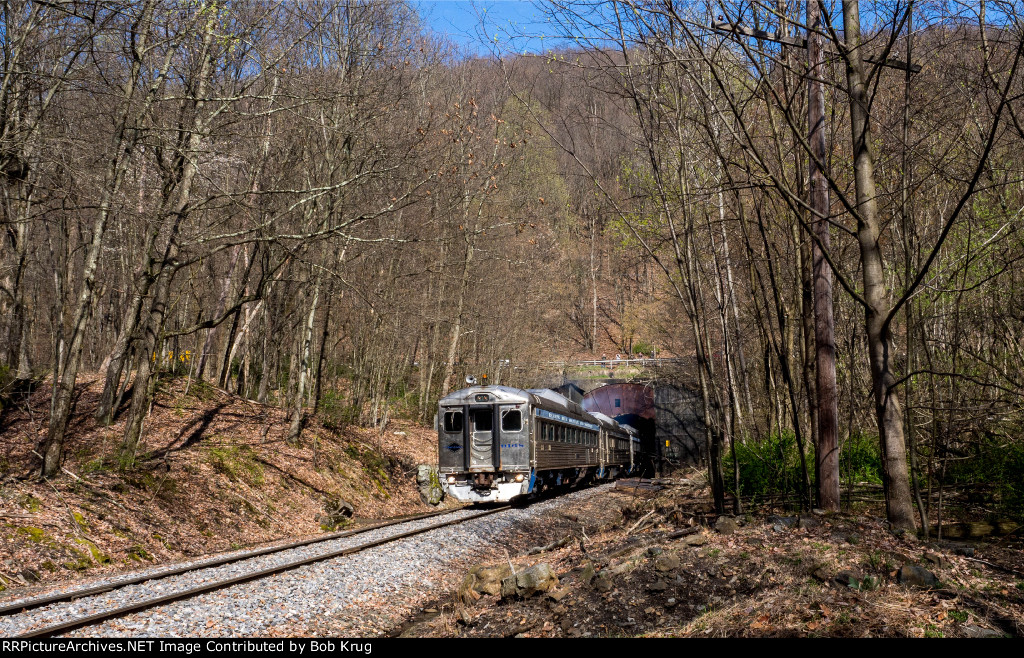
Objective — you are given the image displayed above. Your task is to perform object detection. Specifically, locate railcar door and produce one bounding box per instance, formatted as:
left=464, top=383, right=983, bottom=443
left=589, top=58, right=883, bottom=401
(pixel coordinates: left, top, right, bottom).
left=439, top=407, right=467, bottom=472
left=498, top=404, right=528, bottom=471
left=468, top=406, right=496, bottom=472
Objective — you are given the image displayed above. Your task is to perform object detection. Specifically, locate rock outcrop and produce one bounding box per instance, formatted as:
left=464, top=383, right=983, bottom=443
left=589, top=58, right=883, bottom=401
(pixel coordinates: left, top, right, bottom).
left=416, top=464, right=444, bottom=506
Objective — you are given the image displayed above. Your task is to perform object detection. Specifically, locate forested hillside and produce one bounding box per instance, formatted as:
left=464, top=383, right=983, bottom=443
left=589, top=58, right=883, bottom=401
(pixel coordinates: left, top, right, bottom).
left=1, top=0, right=1023, bottom=541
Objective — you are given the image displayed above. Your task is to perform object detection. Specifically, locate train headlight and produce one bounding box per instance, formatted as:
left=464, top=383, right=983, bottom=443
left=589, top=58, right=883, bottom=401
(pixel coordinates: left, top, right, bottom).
left=514, top=474, right=524, bottom=482
left=447, top=476, right=456, bottom=484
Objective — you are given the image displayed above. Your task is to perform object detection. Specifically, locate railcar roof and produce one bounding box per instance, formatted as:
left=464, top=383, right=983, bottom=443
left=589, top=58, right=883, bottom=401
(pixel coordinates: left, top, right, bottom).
left=526, top=388, right=594, bottom=420
left=438, top=386, right=601, bottom=425
left=438, top=385, right=530, bottom=405
left=589, top=411, right=622, bottom=431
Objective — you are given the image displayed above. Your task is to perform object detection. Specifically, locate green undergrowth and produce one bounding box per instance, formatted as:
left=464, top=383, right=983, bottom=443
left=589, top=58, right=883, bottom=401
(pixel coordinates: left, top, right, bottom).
left=946, top=438, right=1024, bottom=522
left=725, top=431, right=883, bottom=507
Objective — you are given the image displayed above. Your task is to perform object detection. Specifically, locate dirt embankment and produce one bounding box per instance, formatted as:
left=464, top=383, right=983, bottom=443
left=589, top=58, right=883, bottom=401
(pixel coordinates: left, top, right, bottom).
left=0, top=375, right=443, bottom=597
left=403, top=475, right=1024, bottom=638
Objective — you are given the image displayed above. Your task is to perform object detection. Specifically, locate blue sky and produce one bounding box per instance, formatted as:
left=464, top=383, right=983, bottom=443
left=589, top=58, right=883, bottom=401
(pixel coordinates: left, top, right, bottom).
left=411, top=1, right=560, bottom=55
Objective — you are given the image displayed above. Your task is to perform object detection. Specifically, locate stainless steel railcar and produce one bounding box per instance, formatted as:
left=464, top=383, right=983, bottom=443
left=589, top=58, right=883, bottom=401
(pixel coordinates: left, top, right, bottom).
left=437, top=383, right=642, bottom=503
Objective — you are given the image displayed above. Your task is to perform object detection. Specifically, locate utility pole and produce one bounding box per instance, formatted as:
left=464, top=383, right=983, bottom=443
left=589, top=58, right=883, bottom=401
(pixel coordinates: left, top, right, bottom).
left=807, top=0, right=840, bottom=511
left=708, top=6, right=917, bottom=510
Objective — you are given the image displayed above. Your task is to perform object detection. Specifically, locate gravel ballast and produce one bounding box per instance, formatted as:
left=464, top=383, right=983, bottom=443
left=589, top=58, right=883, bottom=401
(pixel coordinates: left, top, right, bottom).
left=0, top=485, right=612, bottom=637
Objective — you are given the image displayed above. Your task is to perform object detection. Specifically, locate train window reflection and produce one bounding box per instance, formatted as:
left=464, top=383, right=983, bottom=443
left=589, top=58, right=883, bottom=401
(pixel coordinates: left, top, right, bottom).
left=501, top=410, right=522, bottom=432
left=444, top=411, right=462, bottom=432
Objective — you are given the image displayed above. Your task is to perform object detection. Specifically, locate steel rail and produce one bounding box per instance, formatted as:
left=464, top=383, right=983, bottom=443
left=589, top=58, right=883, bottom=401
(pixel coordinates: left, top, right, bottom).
left=0, top=506, right=460, bottom=617
left=15, top=505, right=510, bottom=638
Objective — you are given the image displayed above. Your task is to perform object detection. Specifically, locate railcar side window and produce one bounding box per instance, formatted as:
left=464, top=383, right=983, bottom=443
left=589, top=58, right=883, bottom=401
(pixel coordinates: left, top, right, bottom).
left=443, top=411, right=462, bottom=433
left=501, top=409, right=522, bottom=432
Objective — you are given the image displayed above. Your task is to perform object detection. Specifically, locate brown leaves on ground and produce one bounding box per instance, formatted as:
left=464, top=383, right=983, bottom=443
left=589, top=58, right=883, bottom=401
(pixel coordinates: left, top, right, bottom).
left=407, top=471, right=1024, bottom=638
left=0, top=374, right=446, bottom=596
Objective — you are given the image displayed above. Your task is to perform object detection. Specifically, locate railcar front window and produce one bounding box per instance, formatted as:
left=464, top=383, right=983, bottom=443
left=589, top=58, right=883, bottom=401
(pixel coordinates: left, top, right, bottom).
left=444, top=411, right=463, bottom=433
left=472, top=410, right=492, bottom=432
left=501, top=409, right=522, bottom=432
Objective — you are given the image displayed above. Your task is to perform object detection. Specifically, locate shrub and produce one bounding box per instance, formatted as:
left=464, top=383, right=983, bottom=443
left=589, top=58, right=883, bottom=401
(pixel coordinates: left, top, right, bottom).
left=724, top=431, right=806, bottom=506
left=632, top=341, right=655, bottom=356
left=840, top=431, right=883, bottom=485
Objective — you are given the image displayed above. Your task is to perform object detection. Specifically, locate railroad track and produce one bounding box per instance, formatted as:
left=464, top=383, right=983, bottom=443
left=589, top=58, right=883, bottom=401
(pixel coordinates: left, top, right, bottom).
left=2, top=505, right=510, bottom=638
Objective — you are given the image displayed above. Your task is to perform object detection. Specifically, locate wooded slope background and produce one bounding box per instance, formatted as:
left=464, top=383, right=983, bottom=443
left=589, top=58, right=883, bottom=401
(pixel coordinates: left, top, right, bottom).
left=1, top=0, right=1023, bottom=534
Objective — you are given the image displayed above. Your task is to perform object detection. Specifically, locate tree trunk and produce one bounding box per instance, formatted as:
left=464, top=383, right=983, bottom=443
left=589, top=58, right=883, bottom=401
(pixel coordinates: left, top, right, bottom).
left=197, top=245, right=243, bottom=381
left=119, top=266, right=173, bottom=466
left=40, top=0, right=166, bottom=477
left=809, top=0, right=841, bottom=511
left=842, top=0, right=915, bottom=530
left=441, top=228, right=474, bottom=392
left=289, top=281, right=320, bottom=443
left=118, top=7, right=219, bottom=468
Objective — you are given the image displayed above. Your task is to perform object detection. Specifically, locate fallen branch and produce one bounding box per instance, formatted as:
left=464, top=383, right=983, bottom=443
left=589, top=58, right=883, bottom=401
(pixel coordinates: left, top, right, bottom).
left=525, top=536, right=572, bottom=555
left=626, top=509, right=657, bottom=535
left=964, top=556, right=1024, bottom=578
left=667, top=526, right=702, bottom=539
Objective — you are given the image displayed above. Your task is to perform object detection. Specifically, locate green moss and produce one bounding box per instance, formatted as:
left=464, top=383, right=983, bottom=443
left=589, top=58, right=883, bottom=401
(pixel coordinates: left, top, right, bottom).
left=206, top=445, right=264, bottom=487
left=321, top=517, right=353, bottom=532
left=72, top=511, right=89, bottom=532
left=18, top=494, right=42, bottom=513
left=63, top=544, right=94, bottom=571
left=17, top=526, right=56, bottom=547
left=81, top=458, right=109, bottom=475
left=74, top=537, right=109, bottom=565
left=189, top=379, right=217, bottom=402
left=128, top=544, right=153, bottom=561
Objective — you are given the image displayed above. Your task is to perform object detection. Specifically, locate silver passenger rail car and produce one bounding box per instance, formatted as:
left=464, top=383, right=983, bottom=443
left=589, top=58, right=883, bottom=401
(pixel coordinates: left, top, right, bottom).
left=437, top=383, right=605, bottom=503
